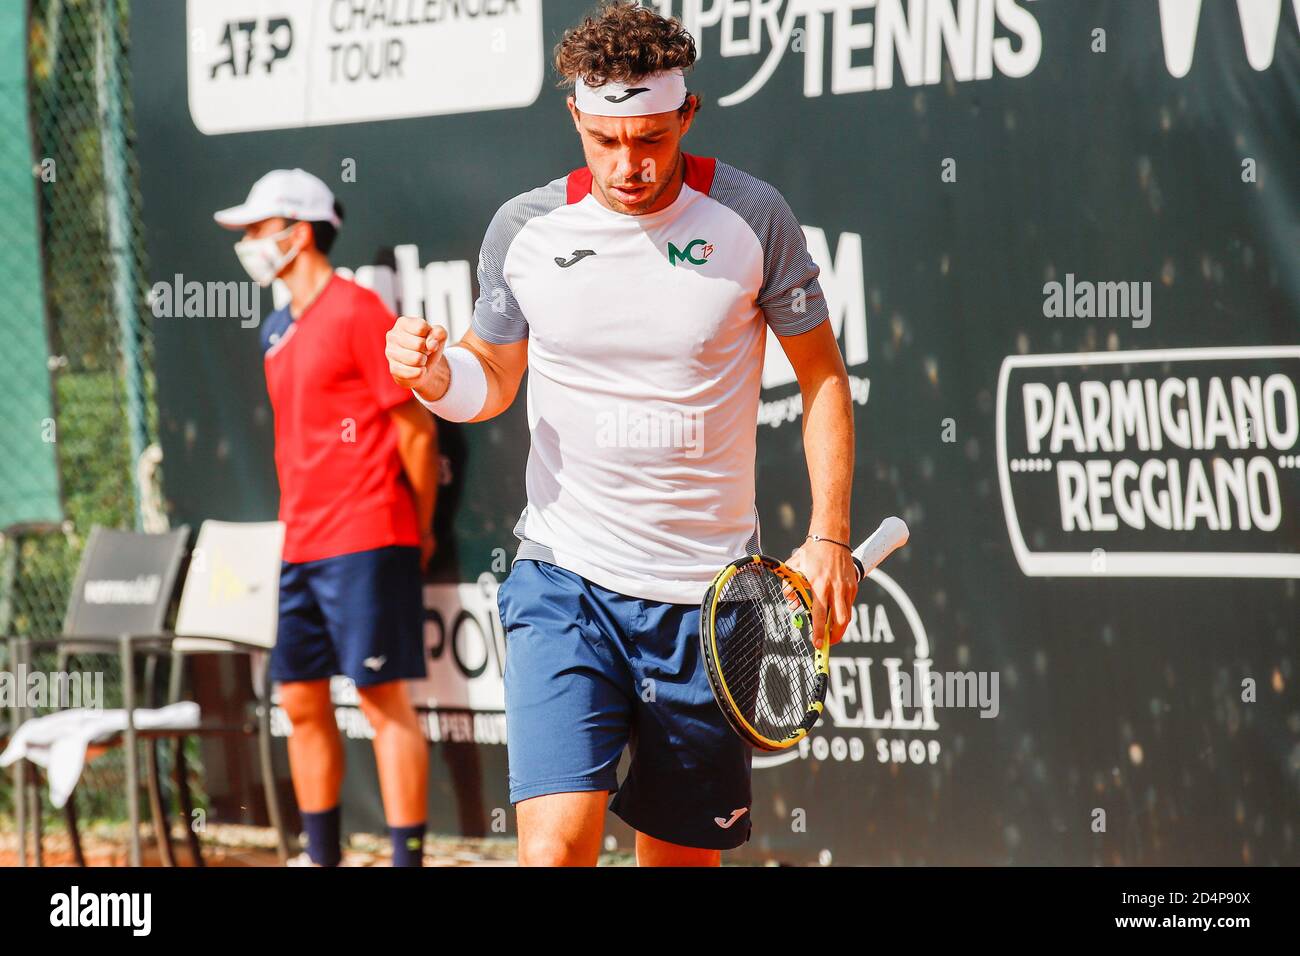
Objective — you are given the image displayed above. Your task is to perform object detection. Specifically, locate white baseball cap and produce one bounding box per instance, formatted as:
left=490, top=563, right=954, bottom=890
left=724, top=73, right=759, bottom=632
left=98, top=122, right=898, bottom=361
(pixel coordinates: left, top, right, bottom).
left=213, top=168, right=341, bottom=230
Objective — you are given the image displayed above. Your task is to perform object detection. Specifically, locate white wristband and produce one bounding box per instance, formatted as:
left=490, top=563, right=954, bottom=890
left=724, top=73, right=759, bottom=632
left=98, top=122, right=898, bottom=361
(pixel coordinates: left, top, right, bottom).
left=413, top=345, right=488, bottom=421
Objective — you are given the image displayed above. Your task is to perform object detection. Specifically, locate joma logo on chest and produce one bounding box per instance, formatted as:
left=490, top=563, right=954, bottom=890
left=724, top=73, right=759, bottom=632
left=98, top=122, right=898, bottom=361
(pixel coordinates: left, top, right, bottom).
left=554, top=249, right=597, bottom=268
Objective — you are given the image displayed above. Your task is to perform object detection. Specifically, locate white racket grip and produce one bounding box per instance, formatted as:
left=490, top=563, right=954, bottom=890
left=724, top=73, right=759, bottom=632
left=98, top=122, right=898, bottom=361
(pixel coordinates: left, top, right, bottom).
left=851, top=517, right=909, bottom=581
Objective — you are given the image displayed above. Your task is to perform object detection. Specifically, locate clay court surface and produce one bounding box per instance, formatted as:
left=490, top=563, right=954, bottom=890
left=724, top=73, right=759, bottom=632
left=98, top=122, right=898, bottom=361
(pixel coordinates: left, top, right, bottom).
left=0, top=823, right=537, bottom=867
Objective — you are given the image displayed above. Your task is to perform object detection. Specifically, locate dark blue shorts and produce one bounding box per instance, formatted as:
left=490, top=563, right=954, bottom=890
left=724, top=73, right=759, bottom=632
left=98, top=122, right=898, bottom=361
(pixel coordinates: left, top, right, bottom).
left=270, top=545, right=426, bottom=688
left=497, top=559, right=753, bottom=850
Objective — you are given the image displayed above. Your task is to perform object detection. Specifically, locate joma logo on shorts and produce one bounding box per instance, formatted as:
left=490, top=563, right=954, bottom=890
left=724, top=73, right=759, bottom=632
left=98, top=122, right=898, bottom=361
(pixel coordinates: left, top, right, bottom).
left=713, top=807, right=748, bottom=828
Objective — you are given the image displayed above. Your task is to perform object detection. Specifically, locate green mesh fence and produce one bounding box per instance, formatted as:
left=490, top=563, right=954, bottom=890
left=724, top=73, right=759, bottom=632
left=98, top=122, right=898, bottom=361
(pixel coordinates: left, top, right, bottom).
left=2, top=0, right=168, bottom=834
left=0, top=0, right=60, bottom=543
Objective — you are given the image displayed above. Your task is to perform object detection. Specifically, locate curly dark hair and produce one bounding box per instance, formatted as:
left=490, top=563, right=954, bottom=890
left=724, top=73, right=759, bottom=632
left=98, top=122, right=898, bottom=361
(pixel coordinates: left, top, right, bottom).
left=554, top=2, right=701, bottom=112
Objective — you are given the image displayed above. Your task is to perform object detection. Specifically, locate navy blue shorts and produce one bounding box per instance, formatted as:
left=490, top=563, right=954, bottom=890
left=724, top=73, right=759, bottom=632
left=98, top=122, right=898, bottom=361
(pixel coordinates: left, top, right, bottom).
left=497, top=559, right=753, bottom=850
left=270, top=545, right=426, bottom=687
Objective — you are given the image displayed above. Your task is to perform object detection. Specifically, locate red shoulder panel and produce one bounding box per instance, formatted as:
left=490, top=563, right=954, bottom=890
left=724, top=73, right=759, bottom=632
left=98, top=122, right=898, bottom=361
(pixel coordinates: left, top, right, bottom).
left=566, top=164, right=594, bottom=204
left=567, top=152, right=715, bottom=202
left=681, top=153, right=717, bottom=195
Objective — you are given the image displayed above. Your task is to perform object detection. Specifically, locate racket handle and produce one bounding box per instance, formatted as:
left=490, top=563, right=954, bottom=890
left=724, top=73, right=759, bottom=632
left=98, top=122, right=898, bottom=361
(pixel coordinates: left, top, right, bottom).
left=851, top=517, right=909, bottom=581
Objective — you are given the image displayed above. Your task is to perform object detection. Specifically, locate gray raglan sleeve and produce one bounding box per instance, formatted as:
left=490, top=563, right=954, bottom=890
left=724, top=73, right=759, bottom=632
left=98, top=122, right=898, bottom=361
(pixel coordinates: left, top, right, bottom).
left=469, top=199, right=528, bottom=344
left=711, top=162, right=831, bottom=336
left=754, top=185, right=830, bottom=336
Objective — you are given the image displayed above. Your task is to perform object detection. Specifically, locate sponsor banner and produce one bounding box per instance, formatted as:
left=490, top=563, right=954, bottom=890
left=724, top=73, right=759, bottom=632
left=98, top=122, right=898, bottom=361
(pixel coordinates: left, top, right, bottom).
left=186, top=0, right=544, bottom=133
left=645, top=0, right=1044, bottom=105
left=409, top=575, right=506, bottom=713
left=754, top=568, right=943, bottom=773
left=276, top=577, right=509, bottom=743
left=997, top=347, right=1300, bottom=577
left=133, top=0, right=1299, bottom=863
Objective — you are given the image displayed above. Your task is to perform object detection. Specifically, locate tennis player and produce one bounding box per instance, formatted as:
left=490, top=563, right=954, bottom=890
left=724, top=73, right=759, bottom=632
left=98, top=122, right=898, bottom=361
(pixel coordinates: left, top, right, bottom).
left=215, top=168, right=437, bottom=866
left=386, top=3, right=856, bottom=866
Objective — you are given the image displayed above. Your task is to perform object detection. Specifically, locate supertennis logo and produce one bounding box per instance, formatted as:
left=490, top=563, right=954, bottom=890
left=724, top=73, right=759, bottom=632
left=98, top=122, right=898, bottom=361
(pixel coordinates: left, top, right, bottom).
left=996, top=347, right=1300, bottom=578
left=657, top=0, right=1042, bottom=107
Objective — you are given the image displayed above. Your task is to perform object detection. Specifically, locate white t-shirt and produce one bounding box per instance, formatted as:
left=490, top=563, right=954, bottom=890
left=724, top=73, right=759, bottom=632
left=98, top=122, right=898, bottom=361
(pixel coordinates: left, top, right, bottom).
left=473, top=153, right=829, bottom=604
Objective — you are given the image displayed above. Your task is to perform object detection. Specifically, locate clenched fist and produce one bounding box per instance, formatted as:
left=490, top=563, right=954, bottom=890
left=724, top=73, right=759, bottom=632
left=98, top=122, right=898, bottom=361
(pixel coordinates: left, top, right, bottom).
left=386, top=315, right=450, bottom=401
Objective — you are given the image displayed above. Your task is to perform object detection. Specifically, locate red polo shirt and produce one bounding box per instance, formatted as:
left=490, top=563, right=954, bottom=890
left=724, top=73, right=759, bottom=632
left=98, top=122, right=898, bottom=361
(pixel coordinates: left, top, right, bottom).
left=260, top=273, right=419, bottom=563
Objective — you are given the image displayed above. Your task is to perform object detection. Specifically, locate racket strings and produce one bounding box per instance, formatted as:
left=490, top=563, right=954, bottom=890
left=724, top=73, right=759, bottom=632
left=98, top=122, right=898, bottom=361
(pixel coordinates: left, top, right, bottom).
left=713, top=564, right=815, bottom=741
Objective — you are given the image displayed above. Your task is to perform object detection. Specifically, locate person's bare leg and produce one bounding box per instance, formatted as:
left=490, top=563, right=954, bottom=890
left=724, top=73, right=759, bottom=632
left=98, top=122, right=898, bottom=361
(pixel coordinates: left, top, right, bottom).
left=516, top=791, right=608, bottom=866
left=356, top=681, right=428, bottom=826
left=635, top=831, right=721, bottom=867
left=279, top=679, right=343, bottom=811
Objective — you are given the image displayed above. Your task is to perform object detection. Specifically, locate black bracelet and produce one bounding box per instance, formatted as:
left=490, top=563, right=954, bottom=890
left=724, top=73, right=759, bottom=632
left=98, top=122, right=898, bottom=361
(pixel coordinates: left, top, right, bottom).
left=807, top=534, right=852, bottom=551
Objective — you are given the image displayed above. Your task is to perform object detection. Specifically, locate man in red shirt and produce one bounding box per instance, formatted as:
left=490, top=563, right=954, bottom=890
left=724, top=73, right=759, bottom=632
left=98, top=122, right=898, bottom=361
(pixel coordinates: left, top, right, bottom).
left=215, top=169, right=437, bottom=866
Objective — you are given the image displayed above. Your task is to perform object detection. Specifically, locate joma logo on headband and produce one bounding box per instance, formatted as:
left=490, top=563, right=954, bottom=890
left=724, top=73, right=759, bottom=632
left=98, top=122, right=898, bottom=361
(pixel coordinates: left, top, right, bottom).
left=604, top=87, right=650, bottom=103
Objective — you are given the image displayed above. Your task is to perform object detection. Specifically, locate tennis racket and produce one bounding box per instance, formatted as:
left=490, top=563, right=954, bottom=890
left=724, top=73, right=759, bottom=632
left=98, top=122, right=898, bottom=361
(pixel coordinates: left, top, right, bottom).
left=699, top=517, right=910, bottom=751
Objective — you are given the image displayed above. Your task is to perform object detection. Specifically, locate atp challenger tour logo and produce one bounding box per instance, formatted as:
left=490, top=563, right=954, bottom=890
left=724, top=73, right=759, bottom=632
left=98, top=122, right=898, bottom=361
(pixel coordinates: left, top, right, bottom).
left=754, top=568, right=943, bottom=771
left=186, top=0, right=544, bottom=134
left=997, top=347, right=1300, bottom=578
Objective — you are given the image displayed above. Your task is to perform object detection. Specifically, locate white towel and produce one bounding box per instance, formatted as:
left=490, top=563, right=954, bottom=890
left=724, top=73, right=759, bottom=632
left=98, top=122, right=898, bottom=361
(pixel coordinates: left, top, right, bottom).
left=0, top=702, right=200, bottom=808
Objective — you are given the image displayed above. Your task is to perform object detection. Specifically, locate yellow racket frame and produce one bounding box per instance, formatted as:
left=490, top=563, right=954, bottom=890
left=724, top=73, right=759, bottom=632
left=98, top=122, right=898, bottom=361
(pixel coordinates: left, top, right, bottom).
left=700, top=555, right=832, bottom=751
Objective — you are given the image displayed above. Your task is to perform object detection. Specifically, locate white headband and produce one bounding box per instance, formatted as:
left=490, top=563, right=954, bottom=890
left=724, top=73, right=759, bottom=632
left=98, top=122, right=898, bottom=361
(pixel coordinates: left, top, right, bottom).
left=574, top=69, right=687, bottom=116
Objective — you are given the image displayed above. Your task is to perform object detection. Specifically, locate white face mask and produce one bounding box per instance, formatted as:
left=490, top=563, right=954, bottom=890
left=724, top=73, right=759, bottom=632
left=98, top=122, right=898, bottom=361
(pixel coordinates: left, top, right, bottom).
left=233, top=225, right=301, bottom=287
